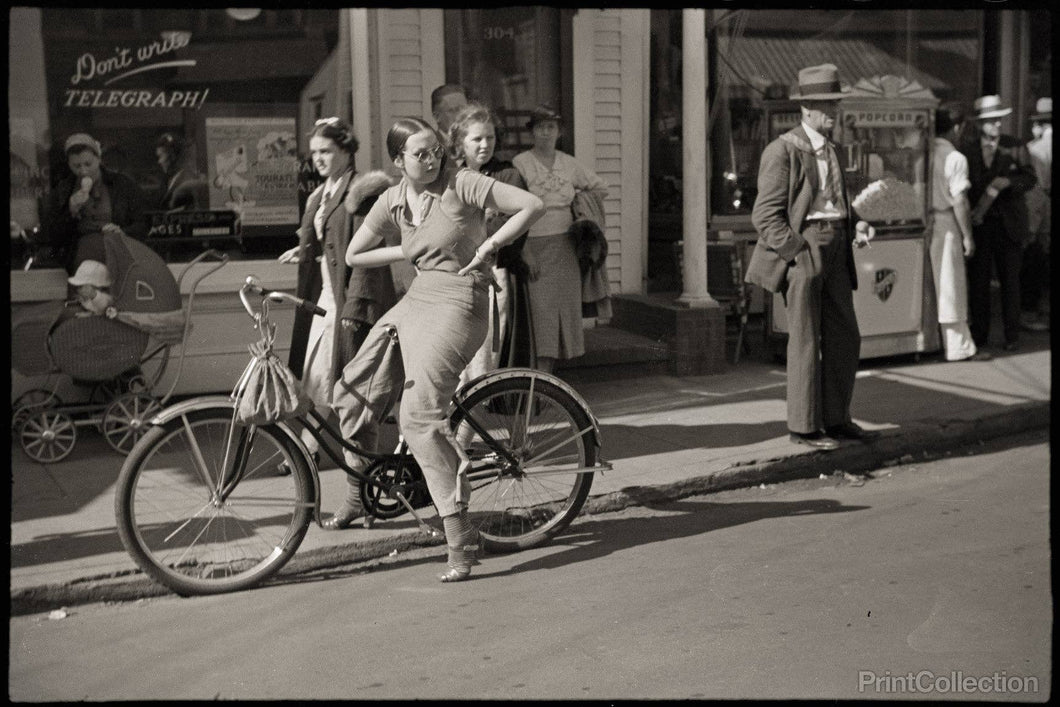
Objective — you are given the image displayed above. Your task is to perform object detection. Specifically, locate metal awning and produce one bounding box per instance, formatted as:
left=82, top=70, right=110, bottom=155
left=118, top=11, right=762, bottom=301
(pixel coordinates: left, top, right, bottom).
left=716, top=36, right=965, bottom=96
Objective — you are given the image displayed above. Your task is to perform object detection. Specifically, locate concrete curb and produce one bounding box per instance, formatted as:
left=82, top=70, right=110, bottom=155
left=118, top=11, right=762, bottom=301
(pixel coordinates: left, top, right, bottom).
left=9, top=402, right=1049, bottom=616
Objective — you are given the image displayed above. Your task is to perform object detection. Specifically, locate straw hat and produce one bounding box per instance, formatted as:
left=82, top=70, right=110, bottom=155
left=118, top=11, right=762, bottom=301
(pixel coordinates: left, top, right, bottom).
left=972, top=95, right=1012, bottom=120
left=68, top=259, right=112, bottom=288
left=1030, top=97, right=1051, bottom=122
left=789, top=63, right=848, bottom=101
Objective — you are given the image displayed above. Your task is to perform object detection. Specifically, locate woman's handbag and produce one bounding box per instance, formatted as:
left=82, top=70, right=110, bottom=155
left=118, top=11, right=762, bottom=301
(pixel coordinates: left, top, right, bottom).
left=232, top=309, right=312, bottom=425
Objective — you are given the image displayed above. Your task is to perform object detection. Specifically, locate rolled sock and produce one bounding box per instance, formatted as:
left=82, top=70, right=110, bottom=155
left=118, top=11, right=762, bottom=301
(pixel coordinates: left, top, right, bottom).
left=442, top=511, right=475, bottom=548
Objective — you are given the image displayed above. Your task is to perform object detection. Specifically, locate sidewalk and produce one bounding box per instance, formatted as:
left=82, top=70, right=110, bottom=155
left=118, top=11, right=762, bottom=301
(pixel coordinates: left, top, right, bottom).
left=10, top=327, right=1051, bottom=613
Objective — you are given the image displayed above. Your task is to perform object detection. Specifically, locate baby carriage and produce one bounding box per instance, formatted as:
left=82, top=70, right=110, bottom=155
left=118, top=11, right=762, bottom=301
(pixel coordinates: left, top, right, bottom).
left=11, top=232, right=227, bottom=462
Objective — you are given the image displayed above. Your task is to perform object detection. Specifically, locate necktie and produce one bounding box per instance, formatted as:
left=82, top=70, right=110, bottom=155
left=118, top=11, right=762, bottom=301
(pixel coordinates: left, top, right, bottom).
left=314, top=188, right=332, bottom=239
left=821, top=143, right=845, bottom=211
left=982, top=140, right=997, bottom=167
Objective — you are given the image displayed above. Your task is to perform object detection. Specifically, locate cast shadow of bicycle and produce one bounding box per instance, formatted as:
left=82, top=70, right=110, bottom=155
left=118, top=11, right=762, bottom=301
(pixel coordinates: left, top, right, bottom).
left=484, top=494, right=870, bottom=579
left=281, top=493, right=869, bottom=588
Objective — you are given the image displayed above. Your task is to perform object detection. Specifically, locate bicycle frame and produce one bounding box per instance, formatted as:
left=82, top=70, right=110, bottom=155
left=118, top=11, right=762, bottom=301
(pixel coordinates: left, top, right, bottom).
left=150, top=276, right=611, bottom=525
left=144, top=396, right=414, bottom=528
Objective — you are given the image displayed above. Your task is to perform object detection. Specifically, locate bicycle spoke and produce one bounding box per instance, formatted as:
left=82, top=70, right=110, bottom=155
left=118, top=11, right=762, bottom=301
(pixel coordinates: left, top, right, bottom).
left=117, top=409, right=314, bottom=595
left=181, top=414, right=218, bottom=491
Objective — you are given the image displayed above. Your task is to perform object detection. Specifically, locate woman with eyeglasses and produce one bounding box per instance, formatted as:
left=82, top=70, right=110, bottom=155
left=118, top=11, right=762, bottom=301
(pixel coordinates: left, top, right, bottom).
left=277, top=117, right=396, bottom=526
left=448, top=102, right=537, bottom=381
left=332, top=116, right=544, bottom=582
left=513, top=105, right=608, bottom=374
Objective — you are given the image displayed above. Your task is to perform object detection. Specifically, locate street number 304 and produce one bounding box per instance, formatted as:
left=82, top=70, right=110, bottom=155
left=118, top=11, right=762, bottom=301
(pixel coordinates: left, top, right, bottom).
left=484, top=26, right=515, bottom=40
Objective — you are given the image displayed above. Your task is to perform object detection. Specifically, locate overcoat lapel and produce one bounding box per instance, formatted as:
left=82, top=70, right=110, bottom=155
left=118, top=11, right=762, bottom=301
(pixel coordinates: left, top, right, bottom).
left=782, top=126, right=820, bottom=193
left=320, top=171, right=351, bottom=227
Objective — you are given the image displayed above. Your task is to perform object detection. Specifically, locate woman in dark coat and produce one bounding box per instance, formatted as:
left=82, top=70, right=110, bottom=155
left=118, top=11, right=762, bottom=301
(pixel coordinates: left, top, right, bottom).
left=279, top=117, right=396, bottom=528
left=43, top=132, right=147, bottom=273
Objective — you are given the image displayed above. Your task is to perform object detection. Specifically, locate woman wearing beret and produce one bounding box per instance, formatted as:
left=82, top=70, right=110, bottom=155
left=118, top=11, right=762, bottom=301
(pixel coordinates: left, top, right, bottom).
left=43, top=132, right=148, bottom=272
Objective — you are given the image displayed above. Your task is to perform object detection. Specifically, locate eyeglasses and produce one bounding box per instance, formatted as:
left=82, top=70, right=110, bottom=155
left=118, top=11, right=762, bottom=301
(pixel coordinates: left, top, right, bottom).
left=403, top=145, right=446, bottom=164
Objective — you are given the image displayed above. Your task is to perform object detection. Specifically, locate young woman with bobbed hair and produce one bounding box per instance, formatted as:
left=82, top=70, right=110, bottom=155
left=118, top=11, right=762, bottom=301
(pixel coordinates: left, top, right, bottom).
left=332, top=116, right=544, bottom=581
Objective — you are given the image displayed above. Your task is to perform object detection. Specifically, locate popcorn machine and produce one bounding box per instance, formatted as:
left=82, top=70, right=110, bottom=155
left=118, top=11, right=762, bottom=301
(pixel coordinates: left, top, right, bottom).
left=767, top=75, right=942, bottom=360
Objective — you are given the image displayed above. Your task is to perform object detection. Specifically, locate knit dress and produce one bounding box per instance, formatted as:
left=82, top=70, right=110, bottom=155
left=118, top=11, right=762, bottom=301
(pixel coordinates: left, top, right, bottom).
left=512, top=150, right=607, bottom=359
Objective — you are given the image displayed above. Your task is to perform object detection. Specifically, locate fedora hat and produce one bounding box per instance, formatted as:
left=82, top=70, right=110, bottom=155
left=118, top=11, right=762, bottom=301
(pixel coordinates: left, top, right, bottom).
left=972, top=95, right=1012, bottom=120
left=526, top=104, right=562, bottom=129
left=1030, top=97, right=1051, bottom=122
left=789, top=63, right=848, bottom=101
left=68, top=259, right=112, bottom=288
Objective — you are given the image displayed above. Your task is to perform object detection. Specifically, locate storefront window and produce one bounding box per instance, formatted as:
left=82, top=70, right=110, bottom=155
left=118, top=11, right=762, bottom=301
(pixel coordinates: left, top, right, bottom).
left=706, top=9, right=983, bottom=221
left=443, top=8, right=569, bottom=159
left=9, top=7, right=342, bottom=268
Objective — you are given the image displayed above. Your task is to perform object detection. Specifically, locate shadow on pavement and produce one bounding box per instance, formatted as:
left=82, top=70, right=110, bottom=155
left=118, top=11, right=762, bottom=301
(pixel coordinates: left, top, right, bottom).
left=491, top=496, right=870, bottom=578
left=270, top=496, right=870, bottom=590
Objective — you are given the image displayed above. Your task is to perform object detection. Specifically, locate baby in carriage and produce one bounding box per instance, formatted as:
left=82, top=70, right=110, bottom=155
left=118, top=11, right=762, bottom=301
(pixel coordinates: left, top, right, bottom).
left=68, top=259, right=115, bottom=317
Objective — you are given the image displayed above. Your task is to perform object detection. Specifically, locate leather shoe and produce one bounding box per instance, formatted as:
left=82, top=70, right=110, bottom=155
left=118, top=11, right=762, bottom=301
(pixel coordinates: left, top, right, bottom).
left=322, top=500, right=367, bottom=530
left=789, top=431, right=840, bottom=450
left=964, top=351, right=993, bottom=362
left=825, top=422, right=880, bottom=441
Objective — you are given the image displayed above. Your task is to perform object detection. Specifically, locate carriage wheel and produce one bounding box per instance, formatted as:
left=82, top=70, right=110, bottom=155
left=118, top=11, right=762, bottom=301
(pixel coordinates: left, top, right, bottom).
left=90, top=379, right=125, bottom=405
left=102, top=392, right=162, bottom=455
left=11, top=389, right=61, bottom=435
left=91, top=369, right=152, bottom=406
left=20, top=409, right=78, bottom=463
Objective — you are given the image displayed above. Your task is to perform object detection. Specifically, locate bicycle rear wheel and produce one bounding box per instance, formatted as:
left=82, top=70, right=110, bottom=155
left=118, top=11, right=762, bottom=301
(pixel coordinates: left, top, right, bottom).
left=115, top=408, right=313, bottom=595
left=450, top=375, right=595, bottom=552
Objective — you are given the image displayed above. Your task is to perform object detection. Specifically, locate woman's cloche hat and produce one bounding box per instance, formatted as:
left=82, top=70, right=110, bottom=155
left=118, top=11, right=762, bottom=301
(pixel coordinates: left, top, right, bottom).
left=526, top=104, right=562, bottom=129
left=789, top=63, right=848, bottom=101
left=1030, top=97, right=1051, bottom=122
left=972, top=95, right=1013, bottom=120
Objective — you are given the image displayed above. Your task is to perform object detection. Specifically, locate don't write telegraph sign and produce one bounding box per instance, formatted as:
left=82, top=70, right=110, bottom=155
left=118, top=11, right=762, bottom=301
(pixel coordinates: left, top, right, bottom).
left=63, top=31, right=208, bottom=110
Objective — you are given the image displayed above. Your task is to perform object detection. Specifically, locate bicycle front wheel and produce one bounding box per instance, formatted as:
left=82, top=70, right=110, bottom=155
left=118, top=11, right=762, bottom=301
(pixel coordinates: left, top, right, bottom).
left=115, top=408, right=314, bottom=596
left=450, top=375, right=595, bottom=553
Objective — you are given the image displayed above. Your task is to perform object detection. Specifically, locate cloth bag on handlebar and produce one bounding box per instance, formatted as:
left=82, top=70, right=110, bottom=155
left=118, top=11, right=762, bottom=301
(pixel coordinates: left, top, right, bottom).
left=231, top=314, right=312, bottom=425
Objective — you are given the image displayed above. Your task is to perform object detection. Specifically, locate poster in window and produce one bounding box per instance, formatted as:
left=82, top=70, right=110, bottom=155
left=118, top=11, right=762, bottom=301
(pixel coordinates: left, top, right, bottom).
left=205, top=117, right=299, bottom=226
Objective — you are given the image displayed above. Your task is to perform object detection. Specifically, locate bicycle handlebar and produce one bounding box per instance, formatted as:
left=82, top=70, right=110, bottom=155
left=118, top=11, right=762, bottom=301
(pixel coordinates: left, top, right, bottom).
left=239, top=276, right=325, bottom=320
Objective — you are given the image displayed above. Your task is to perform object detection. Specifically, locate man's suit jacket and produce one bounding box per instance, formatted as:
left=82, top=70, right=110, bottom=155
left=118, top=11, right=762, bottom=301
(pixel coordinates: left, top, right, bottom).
left=745, top=125, right=858, bottom=294
left=962, top=134, right=1036, bottom=244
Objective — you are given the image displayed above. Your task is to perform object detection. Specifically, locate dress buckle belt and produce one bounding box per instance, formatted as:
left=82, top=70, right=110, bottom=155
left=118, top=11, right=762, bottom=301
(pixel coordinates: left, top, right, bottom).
left=807, top=219, right=846, bottom=233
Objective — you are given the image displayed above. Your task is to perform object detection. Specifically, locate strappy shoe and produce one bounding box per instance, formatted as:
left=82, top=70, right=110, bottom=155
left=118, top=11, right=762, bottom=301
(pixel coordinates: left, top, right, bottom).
left=322, top=500, right=366, bottom=530
left=437, top=537, right=481, bottom=583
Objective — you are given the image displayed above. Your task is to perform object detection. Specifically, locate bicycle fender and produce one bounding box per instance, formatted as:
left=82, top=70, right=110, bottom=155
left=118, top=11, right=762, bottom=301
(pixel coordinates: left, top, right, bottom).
left=146, top=395, right=323, bottom=522
left=453, top=367, right=604, bottom=448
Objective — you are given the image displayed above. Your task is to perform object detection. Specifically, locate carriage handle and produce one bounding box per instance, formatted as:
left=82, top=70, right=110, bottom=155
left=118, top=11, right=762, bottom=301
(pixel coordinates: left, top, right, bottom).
left=239, top=276, right=326, bottom=322
left=156, top=249, right=230, bottom=406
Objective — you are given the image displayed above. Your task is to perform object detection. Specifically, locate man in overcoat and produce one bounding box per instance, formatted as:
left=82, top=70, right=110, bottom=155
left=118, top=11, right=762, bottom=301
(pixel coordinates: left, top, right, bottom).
left=961, top=95, right=1037, bottom=352
left=744, top=64, right=877, bottom=450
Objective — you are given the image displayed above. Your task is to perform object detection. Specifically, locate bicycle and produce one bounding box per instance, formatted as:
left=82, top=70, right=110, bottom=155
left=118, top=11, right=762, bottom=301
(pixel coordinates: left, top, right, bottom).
left=115, top=276, right=612, bottom=596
